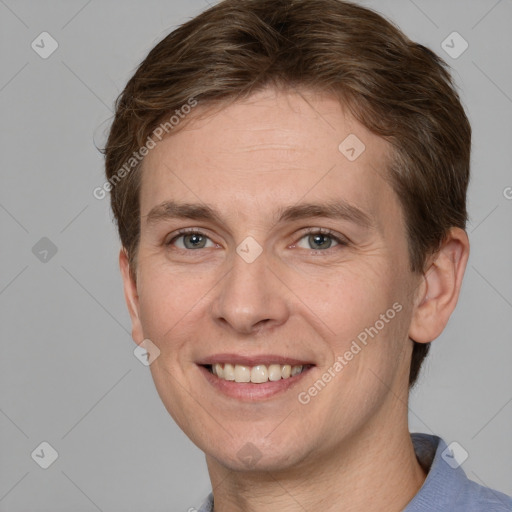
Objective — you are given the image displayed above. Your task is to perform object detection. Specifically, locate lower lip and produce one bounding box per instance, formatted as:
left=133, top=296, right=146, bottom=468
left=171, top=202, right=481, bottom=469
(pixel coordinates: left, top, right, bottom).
left=198, top=365, right=314, bottom=401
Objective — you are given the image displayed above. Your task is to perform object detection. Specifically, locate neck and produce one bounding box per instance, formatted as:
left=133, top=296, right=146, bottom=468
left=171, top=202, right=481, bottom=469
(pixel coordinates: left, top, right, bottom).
left=205, top=417, right=427, bottom=512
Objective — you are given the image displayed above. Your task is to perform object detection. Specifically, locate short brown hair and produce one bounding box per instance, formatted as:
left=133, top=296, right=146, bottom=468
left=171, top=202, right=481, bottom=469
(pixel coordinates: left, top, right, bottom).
left=102, top=0, right=471, bottom=387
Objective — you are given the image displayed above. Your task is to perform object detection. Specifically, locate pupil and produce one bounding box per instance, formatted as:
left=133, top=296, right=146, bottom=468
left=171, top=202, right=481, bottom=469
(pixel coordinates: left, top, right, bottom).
left=187, top=234, right=204, bottom=248
left=312, top=234, right=330, bottom=249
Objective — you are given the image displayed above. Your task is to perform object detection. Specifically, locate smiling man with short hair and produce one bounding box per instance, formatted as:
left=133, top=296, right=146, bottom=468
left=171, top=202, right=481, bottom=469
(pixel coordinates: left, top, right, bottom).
left=103, top=1, right=512, bottom=510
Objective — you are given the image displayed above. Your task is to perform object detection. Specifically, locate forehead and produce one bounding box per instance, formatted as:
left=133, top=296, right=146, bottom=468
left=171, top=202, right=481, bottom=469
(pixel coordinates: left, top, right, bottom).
left=139, top=87, right=398, bottom=231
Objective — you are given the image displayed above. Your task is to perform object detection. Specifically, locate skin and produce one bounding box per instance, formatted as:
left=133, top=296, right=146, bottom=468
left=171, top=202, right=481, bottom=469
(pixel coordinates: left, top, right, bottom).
left=119, top=86, right=469, bottom=511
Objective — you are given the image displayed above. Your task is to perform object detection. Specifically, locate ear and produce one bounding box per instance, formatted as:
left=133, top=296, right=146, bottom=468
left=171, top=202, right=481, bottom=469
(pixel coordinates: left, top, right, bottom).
left=409, top=227, right=470, bottom=343
left=119, top=248, right=144, bottom=344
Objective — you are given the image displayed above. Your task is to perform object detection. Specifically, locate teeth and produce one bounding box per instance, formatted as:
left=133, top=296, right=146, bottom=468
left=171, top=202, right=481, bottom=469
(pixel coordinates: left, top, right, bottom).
left=234, top=365, right=251, bottom=382
left=214, top=363, right=224, bottom=378
left=291, top=365, right=302, bottom=377
left=223, top=363, right=235, bottom=381
left=251, top=365, right=268, bottom=384
left=268, top=364, right=283, bottom=381
left=210, top=363, right=305, bottom=383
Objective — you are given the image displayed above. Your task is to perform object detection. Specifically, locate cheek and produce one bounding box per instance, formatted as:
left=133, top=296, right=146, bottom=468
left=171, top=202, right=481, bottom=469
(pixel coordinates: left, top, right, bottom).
left=299, top=277, right=410, bottom=421
left=136, top=268, right=192, bottom=348
left=136, top=262, right=223, bottom=362
left=291, top=262, right=402, bottom=351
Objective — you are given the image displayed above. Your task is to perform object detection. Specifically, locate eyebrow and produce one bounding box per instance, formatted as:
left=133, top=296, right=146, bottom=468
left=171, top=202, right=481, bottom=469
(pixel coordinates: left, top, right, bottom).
left=144, top=199, right=374, bottom=230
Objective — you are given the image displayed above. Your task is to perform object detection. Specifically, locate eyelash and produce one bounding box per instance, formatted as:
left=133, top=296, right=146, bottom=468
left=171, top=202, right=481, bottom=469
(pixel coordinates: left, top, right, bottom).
left=165, top=227, right=349, bottom=254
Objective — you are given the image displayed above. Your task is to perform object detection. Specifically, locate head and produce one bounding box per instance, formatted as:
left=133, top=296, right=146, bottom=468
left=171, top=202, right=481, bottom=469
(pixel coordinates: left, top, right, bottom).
left=102, top=0, right=470, bottom=472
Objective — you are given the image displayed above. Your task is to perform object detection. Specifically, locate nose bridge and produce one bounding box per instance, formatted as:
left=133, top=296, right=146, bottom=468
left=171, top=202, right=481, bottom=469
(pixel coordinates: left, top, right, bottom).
left=212, top=242, right=288, bottom=334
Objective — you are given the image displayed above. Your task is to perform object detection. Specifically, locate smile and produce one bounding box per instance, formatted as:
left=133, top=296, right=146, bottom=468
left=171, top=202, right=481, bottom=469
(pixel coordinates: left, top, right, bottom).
left=197, top=354, right=316, bottom=400
left=207, top=363, right=310, bottom=383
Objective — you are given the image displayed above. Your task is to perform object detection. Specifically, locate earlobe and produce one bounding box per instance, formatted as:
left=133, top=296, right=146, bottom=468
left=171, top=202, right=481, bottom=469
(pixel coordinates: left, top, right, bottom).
left=119, top=248, right=144, bottom=344
left=409, top=228, right=470, bottom=344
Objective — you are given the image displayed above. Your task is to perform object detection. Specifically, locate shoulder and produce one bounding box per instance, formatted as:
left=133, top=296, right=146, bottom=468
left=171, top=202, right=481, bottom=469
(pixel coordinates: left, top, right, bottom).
left=196, top=492, right=214, bottom=512
left=453, top=477, right=512, bottom=511
left=408, top=433, right=512, bottom=512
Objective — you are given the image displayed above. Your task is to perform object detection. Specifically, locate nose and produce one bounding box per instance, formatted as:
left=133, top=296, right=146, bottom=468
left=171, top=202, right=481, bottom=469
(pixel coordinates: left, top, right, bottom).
left=210, top=246, right=290, bottom=336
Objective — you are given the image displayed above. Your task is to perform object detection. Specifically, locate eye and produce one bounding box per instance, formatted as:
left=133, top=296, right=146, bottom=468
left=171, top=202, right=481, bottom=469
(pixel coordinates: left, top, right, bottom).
left=294, top=228, right=348, bottom=252
left=166, top=229, right=216, bottom=250
left=165, top=227, right=348, bottom=253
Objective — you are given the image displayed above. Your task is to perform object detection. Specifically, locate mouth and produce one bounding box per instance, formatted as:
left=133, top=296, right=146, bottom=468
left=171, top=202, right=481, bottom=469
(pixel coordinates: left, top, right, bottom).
left=196, top=356, right=316, bottom=401
left=203, top=362, right=313, bottom=383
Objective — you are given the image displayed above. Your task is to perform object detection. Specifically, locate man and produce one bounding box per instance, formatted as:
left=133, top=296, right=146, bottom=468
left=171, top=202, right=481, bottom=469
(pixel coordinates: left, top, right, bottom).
left=102, top=0, right=512, bottom=510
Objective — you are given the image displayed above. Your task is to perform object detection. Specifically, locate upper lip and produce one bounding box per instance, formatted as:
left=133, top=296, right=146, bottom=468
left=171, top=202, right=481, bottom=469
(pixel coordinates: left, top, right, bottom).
left=197, top=353, right=315, bottom=366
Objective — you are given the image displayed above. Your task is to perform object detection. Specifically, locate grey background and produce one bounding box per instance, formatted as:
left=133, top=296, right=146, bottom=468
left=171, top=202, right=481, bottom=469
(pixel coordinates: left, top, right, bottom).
left=1, top=0, right=511, bottom=510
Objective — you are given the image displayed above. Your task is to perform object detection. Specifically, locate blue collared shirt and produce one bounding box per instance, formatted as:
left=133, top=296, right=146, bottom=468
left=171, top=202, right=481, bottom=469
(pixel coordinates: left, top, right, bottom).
left=197, top=433, right=512, bottom=511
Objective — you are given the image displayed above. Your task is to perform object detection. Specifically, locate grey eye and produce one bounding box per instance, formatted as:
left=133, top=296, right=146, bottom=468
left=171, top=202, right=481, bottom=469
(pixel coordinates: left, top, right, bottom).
left=171, top=232, right=215, bottom=250
left=297, top=233, right=340, bottom=250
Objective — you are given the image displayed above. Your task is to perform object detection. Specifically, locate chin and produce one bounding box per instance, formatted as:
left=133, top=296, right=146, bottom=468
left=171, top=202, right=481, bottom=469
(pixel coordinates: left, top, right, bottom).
left=201, top=428, right=313, bottom=473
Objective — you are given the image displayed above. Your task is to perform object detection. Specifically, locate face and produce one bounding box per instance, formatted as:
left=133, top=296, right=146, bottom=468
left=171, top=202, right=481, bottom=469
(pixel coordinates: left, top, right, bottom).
left=121, top=87, right=422, bottom=472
